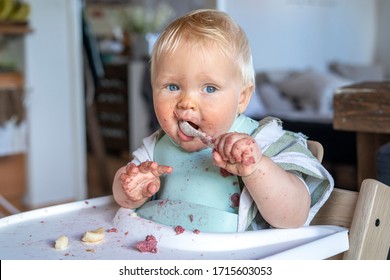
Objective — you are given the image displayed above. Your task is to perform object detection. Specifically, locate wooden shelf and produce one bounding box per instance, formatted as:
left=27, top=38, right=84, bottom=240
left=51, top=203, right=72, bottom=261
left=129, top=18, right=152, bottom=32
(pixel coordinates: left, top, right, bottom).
left=0, top=22, right=32, bottom=35
left=0, top=72, right=23, bottom=89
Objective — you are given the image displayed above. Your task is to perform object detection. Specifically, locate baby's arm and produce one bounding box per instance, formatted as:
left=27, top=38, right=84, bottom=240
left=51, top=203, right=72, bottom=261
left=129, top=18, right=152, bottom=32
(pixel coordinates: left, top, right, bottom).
left=112, top=161, right=173, bottom=209
left=212, top=132, right=310, bottom=228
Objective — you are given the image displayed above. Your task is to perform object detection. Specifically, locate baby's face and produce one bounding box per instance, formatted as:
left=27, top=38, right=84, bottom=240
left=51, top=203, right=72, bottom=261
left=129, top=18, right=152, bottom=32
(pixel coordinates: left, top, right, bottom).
left=152, top=42, right=248, bottom=152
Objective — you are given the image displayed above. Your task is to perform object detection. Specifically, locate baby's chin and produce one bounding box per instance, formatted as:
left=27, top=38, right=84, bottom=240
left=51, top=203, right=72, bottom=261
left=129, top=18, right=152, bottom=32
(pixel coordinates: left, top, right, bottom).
left=166, top=129, right=209, bottom=152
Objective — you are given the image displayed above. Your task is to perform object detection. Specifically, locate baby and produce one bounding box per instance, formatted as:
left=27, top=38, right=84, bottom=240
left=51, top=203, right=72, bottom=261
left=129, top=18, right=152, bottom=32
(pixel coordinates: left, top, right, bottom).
left=112, top=9, right=334, bottom=232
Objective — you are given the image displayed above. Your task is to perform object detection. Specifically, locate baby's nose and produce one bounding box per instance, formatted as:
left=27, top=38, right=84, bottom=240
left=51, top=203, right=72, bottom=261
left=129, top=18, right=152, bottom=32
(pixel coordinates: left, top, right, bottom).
left=177, top=93, right=197, bottom=110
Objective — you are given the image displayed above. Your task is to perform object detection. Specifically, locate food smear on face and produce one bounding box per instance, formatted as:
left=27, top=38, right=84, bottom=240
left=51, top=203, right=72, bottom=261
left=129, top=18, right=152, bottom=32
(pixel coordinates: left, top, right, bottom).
left=135, top=235, right=158, bottom=253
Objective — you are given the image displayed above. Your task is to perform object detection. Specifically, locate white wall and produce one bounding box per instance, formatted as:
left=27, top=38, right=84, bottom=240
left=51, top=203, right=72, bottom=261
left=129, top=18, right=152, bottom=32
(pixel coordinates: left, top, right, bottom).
left=217, top=0, right=377, bottom=72
left=376, top=0, right=390, bottom=76
left=24, top=0, right=86, bottom=208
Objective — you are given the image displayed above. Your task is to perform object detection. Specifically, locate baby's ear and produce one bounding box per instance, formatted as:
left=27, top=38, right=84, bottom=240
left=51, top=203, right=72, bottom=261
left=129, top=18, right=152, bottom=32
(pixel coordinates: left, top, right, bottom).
left=238, top=84, right=254, bottom=114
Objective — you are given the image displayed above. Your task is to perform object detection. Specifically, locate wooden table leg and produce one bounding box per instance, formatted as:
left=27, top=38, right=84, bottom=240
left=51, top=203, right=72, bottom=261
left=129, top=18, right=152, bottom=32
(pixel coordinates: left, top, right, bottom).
left=356, top=133, right=390, bottom=190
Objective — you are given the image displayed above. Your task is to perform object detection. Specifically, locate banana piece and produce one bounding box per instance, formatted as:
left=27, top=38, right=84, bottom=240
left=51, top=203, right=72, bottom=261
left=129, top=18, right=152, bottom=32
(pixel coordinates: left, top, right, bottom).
left=54, top=235, right=69, bottom=250
left=0, top=0, right=15, bottom=20
left=82, top=227, right=105, bottom=243
left=7, top=1, right=30, bottom=22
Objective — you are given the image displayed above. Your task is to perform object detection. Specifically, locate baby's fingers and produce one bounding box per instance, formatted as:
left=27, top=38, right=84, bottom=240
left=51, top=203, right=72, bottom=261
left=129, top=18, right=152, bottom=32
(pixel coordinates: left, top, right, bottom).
left=231, top=138, right=257, bottom=164
left=148, top=165, right=173, bottom=177
left=155, top=165, right=173, bottom=176
left=143, top=181, right=161, bottom=197
left=138, top=161, right=157, bottom=173
left=138, top=161, right=173, bottom=177
left=212, top=151, right=225, bottom=168
left=125, top=162, right=139, bottom=175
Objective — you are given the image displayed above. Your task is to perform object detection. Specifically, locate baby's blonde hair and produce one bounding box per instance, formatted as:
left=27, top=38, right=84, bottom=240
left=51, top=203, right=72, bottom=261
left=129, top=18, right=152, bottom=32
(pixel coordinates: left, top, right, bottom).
left=150, top=9, right=254, bottom=88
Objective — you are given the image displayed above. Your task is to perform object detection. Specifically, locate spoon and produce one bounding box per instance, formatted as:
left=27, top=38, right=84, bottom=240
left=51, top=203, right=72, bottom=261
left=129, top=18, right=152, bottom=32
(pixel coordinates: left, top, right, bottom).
left=179, top=121, right=213, bottom=147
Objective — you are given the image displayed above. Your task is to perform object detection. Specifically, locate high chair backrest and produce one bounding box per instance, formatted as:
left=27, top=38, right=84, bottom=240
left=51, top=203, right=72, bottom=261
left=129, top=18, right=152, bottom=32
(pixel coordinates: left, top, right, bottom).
left=312, top=179, right=390, bottom=259
left=307, top=140, right=390, bottom=259
left=307, top=140, right=324, bottom=162
left=344, top=178, right=390, bottom=259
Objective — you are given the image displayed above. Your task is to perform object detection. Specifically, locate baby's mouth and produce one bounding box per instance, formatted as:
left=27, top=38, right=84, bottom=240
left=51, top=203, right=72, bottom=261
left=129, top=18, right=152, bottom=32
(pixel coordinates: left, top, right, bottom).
left=179, top=120, right=201, bottom=137
left=186, top=121, right=199, bottom=131
left=179, top=120, right=213, bottom=146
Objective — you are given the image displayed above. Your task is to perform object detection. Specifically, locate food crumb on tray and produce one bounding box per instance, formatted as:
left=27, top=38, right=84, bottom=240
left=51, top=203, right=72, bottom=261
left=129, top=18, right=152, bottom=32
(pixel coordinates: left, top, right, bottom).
left=174, top=225, right=185, bottom=235
left=54, top=235, right=69, bottom=250
left=135, top=235, right=158, bottom=253
left=82, top=227, right=105, bottom=243
left=107, top=228, right=118, bottom=233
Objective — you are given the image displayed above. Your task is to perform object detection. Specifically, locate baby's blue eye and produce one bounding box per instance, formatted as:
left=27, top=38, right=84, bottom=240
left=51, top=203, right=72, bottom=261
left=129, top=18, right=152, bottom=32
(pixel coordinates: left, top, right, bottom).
left=203, top=86, right=216, bottom=94
left=167, top=84, right=179, bottom=91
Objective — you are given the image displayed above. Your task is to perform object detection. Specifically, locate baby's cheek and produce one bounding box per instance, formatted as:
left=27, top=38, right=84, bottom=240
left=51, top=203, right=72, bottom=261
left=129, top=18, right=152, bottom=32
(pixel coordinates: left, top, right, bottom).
left=156, top=116, right=171, bottom=135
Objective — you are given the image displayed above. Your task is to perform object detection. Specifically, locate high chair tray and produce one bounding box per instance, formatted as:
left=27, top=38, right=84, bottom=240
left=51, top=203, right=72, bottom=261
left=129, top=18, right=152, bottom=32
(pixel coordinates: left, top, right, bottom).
left=0, top=195, right=349, bottom=260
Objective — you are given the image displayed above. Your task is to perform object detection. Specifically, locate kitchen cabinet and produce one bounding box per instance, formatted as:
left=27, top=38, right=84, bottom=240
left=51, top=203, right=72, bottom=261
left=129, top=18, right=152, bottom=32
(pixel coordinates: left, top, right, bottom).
left=94, top=63, right=130, bottom=153
left=0, top=22, right=32, bottom=34
left=92, top=61, right=152, bottom=155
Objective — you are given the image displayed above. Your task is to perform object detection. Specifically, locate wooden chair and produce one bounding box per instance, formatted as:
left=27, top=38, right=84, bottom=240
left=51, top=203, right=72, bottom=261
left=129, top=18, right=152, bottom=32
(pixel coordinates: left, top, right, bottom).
left=307, top=140, right=324, bottom=163
left=308, top=140, right=390, bottom=259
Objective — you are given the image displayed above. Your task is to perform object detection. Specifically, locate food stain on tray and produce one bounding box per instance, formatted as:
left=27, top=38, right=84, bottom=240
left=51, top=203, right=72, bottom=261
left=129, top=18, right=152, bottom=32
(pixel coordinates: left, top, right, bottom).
left=135, top=235, right=158, bottom=253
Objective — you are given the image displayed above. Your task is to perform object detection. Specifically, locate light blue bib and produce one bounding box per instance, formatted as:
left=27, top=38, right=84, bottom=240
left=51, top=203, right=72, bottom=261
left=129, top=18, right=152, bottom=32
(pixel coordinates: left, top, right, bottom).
left=136, top=115, right=260, bottom=232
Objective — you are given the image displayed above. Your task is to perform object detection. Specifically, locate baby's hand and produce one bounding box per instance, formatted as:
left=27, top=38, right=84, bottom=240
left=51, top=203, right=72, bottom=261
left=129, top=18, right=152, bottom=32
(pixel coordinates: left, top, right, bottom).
left=212, top=132, right=262, bottom=177
left=120, top=161, right=173, bottom=204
